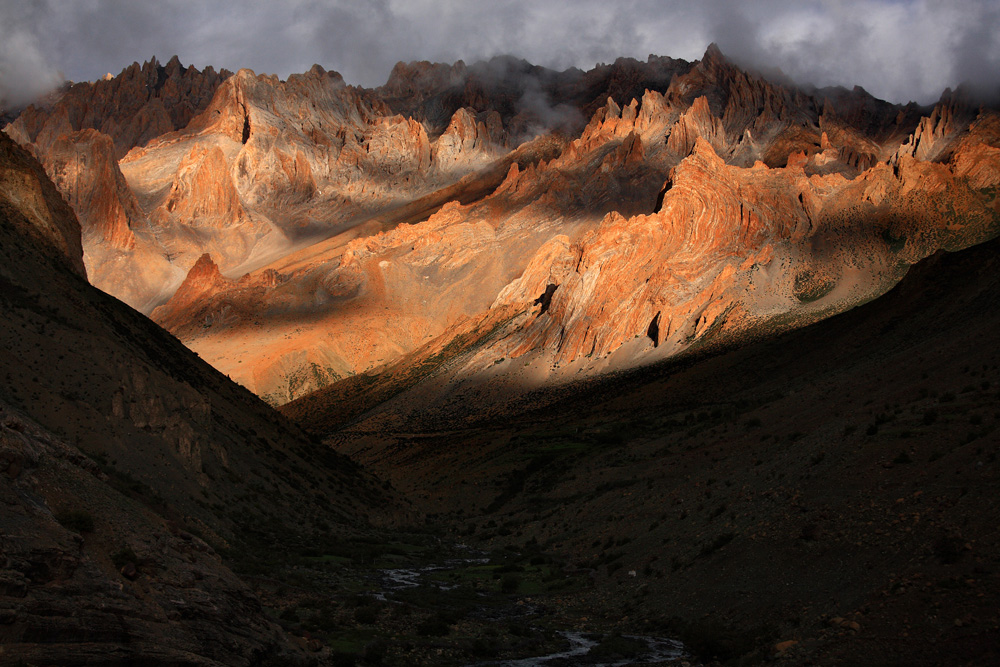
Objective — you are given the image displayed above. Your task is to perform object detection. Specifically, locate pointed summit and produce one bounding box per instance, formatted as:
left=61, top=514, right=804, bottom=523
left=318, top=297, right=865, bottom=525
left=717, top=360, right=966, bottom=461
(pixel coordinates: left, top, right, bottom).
left=187, top=252, right=223, bottom=283
left=702, top=42, right=727, bottom=65
left=164, top=54, right=184, bottom=76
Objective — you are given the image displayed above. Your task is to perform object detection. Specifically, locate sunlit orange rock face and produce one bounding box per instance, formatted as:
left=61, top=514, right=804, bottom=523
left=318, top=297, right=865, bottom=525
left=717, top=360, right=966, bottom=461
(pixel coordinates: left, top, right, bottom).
left=33, top=129, right=139, bottom=250
left=0, top=133, right=86, bottom=279
left=7, top=56, right=230, bottom=160
left=7, top=47, right=1000, bottom=405
left=13, top=58, right=517, bottom=313
left=5, top=57, right=232, bottom=309
left=490, top=125, right=999, bottom=369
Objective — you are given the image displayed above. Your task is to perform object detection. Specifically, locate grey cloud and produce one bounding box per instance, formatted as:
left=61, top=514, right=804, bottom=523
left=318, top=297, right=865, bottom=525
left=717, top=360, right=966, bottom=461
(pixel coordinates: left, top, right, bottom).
left=516, top=77, right=585, bottom=140
left=709, top=0, right=1000, bottom=103
left=947, top=1, right=1000, bottom=100
left=2, top=0, right=999, bottom=109
left=0, top=1, right=63, bottom=108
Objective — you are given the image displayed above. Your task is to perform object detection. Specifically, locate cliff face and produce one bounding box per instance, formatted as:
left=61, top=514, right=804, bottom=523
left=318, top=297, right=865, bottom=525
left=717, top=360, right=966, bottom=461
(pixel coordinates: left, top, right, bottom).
left=0, top=130, right=86, bottom=278
left=34, top=128, right=141, bottom=250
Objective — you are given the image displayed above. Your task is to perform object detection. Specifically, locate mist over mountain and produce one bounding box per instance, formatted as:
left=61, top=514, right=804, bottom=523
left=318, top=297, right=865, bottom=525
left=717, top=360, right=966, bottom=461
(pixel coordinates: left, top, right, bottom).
left=3, top=0, right=1000, bottom=109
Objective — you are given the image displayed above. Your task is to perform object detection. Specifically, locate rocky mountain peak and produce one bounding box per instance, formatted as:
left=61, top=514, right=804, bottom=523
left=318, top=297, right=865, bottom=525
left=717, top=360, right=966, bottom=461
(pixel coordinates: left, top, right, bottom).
left=702, top=42, right=727, bottom=66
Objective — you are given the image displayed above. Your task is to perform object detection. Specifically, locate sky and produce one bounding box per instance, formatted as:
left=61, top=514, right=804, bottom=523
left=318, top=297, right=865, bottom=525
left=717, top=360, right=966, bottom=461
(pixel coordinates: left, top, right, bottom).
left=2, top=0, right=999, bottom=109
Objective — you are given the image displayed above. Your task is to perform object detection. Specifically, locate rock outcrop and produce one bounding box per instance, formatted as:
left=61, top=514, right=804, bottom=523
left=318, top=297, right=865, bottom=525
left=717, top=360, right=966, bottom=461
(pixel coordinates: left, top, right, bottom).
left=157, top=146, right=248, bottom=227
left=33, top=128, right=140, bottom=249
left=433, top=107, right=506, bottom=172
left=0, top=130, right=86, bottom=277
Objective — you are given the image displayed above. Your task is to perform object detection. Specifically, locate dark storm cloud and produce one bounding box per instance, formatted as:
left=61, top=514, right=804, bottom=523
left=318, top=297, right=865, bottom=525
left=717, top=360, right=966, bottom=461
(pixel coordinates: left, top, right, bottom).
left=704, top=0, right=1000, bottom=102
left=0, top=1, right=64, bottom=107
left=2, top=0, right=999, bottom=109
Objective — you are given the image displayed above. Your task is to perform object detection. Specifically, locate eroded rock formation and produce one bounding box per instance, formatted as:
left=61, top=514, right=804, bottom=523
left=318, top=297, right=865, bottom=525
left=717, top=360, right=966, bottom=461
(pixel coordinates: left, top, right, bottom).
left=6, top=46, right=1000, bottom=405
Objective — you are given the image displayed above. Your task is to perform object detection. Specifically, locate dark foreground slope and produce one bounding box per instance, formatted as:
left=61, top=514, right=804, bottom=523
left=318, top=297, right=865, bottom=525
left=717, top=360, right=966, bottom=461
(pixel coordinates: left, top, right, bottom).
left=0, top=132, right=403, bottom=664
left=315, top=235, right=1000, bottom=665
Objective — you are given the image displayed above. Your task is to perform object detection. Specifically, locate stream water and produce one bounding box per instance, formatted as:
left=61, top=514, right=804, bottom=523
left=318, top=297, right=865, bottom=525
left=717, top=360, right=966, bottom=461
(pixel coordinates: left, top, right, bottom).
left=375, top=554, right=491, bottom=596
left=474, top=631, right=684, bottom=666
left=373, top=550, right=687, bottom=666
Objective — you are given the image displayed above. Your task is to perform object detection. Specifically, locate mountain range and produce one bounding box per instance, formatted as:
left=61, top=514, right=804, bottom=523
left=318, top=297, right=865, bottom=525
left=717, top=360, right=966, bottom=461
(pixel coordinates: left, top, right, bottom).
left=1, top=44, right=998, bottom=665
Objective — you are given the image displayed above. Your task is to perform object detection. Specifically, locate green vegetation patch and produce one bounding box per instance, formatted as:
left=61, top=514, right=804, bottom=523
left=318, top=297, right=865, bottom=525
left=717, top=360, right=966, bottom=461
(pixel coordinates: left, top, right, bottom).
left=792, top=270, right=837, bottom=303
left=674, top=618, right=778, bottom=664
left=55, top=509, right=94, bottom=534
left=881, top=228, right=907, bottom=253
